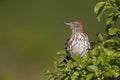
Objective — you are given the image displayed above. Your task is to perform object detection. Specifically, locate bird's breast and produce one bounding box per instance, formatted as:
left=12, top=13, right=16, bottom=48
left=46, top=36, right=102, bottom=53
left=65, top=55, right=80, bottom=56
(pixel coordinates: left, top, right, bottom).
left=66, top=33, right=90, bottom=56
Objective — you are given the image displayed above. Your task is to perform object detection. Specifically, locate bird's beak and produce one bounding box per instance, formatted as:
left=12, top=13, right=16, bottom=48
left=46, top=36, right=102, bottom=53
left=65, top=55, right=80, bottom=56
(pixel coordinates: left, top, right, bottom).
left=64, top=22, right=73, bottom=26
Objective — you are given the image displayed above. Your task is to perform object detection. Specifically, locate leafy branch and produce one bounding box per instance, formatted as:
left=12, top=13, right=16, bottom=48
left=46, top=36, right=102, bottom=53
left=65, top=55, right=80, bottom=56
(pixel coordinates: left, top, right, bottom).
left=94, top=0, right=120, bottom=36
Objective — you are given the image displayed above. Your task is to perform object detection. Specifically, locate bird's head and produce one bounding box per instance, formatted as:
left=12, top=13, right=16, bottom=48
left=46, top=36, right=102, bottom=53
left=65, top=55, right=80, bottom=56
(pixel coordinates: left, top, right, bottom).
left=64, top=20, right=85, bottom=33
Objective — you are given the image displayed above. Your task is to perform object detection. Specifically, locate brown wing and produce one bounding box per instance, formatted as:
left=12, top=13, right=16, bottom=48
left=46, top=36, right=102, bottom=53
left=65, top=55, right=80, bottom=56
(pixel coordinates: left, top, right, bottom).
left=64, top=36, right=72, bottom=55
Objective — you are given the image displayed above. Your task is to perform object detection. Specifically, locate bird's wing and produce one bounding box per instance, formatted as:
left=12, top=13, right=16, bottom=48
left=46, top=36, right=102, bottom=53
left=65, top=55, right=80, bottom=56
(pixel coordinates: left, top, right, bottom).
left=64, top=36, right=71, bottom=54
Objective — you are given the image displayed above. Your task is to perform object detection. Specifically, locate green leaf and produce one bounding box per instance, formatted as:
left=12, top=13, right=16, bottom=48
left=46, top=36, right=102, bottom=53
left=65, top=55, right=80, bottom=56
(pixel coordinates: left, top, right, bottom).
left=97, top=33, right=104, bottom=41
left=106, top=13, right=114, bottom=26
left=94, top=2, right=105, bottom=14
left=80, top=77, right=85, bottom=80
left=86, top=73, right=94, bottom=80
left=64, top=76, right=69, bottom=80
left=104, top=68, right=115, bottom=77
left=106, top=13, right=119, bottom=27
left=113, top=72, right=119, bottom=78
left=72, top=54, right=81, bottom=63
left=112, top=65, right=119, bottom=71
left=108, top=28, right=119, bottom=35
left=56, top=50, right=66, bottom=55
left=94, top=2, right=106, bottom=21
left=104, top=71, right=113, bottom=77
left=71, top=72, right=79, bottom=80
left=87, top=65, right=98, bottom=72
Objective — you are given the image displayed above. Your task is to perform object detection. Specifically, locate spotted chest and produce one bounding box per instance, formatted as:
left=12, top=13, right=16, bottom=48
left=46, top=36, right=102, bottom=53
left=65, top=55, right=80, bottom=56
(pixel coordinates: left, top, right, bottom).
left=65, top=33, right=90, bottom=56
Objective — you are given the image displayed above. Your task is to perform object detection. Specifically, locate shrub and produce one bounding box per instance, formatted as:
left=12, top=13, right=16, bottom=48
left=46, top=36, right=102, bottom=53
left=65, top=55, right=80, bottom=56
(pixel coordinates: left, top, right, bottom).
left=46, top=0, right=120, bottom=80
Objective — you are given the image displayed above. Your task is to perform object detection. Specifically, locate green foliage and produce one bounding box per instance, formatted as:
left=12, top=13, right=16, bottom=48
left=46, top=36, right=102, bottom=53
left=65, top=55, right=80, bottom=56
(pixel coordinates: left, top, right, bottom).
left=46, top=0, right=120, bottom=80
left=94, top=0, right=120, bottom=34
left=46, top=42, right=120, bottom=80
left=94, top=2, right=106, bottom=22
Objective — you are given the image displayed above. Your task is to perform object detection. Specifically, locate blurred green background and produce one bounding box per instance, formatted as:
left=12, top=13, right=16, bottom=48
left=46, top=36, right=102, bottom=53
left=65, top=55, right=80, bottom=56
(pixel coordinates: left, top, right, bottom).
left=0, top=0, right=104, bottom=80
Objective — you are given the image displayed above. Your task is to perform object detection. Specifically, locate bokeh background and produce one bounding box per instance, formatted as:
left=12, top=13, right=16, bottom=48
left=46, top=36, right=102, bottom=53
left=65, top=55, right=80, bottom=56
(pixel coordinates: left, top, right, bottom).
left=0, top=0, right=105, bottom=80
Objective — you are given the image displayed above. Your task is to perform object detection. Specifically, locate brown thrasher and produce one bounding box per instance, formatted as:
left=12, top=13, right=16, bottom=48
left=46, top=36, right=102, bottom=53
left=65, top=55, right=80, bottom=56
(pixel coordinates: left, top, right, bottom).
left=64, top=20, right=90, bottom=58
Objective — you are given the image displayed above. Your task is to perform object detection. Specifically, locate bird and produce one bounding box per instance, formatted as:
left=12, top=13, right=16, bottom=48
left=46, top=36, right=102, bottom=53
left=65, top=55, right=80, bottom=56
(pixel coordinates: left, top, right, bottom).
left=64, top=20, right=90, bottom=62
